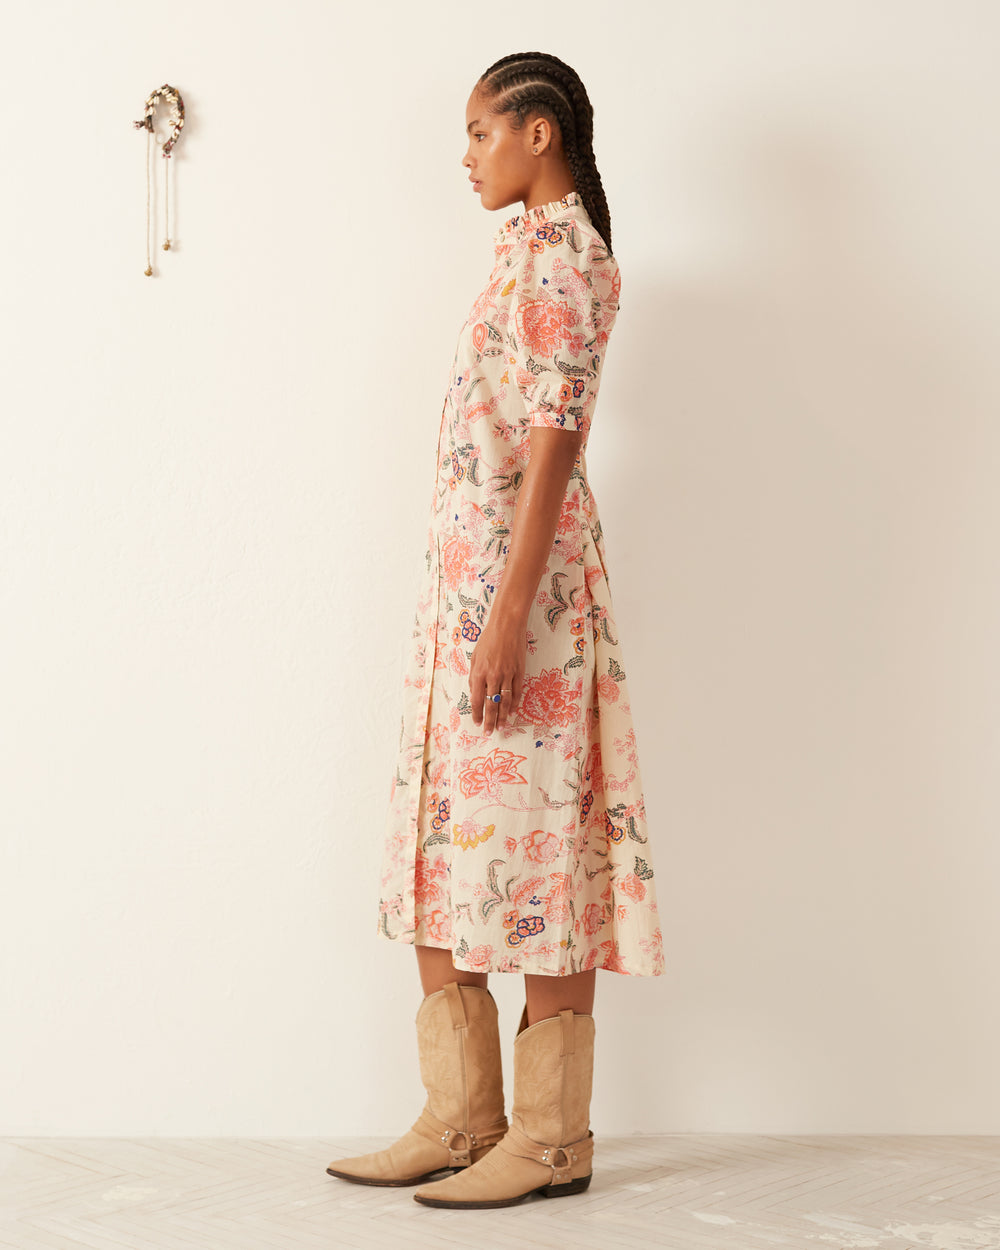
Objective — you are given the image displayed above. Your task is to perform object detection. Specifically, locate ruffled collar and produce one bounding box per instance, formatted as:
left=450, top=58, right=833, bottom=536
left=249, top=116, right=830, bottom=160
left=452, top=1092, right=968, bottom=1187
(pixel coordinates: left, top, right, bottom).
left=492, top=190, right=590, bottom=248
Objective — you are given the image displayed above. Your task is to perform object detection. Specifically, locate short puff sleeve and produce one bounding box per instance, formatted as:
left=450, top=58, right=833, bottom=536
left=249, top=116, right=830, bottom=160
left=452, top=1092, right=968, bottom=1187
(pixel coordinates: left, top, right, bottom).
left=509, top=225, right=621, bottom=438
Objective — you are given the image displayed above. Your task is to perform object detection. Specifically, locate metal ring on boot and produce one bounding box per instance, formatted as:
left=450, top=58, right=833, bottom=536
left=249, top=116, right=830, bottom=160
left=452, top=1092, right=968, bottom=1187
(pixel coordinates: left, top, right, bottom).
left=413, top=1106, right=509, bottom=1167
left=499, top=1122, right=595, bottom=1186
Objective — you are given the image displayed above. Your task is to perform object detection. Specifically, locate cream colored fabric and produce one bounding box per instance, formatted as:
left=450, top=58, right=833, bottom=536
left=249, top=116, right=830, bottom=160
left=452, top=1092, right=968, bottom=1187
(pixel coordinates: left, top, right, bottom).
left=378, top=192, right=666, bottom=978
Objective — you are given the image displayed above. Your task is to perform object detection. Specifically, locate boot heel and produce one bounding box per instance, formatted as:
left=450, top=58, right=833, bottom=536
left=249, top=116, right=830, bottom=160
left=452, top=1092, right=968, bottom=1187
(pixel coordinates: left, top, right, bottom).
left=540, top=1172, right=592, bottom=1198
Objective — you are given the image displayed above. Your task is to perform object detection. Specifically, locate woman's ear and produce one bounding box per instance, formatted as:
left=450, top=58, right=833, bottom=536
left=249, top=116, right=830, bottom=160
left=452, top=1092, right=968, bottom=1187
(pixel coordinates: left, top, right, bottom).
left=530, top=117, right=552, bottom=154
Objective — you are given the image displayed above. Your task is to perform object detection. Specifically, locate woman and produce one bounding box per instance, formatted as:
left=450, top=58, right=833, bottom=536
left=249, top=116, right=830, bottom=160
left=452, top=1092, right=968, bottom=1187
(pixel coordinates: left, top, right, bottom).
left=328, top=51, right=665, bottom=1209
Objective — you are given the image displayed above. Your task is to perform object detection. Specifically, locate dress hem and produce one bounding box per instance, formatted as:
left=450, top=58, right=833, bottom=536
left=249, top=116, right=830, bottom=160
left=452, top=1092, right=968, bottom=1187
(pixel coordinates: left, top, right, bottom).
left=375, top=926, right=665, bottom=978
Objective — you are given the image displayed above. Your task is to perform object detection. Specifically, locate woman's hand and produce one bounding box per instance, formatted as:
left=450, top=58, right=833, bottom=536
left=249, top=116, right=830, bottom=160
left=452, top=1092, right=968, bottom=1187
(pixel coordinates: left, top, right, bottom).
left=469, top=609, right=527, bottom=734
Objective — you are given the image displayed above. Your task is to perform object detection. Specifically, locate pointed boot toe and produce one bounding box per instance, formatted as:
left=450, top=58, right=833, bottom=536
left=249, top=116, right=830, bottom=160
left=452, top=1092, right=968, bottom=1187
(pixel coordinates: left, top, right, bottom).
left=326, top=981, right=508, bottom=1187
left=325, top=1127, right=462, bottom=1186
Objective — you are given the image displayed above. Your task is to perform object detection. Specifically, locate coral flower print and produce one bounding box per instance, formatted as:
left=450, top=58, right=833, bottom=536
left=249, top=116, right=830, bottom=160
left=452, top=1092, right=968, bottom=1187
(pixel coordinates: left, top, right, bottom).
left=597, top=672, right=620, bottom=703
left=377, top=192, right=665, bottom=977
left=519, top=667, right=580, bottom=730
left=617, top=872, right=647, bottom=903
left=423, top=909, right=452, bottom=944
left=515, top=293, right=585, bottom=358
left=440, top=533, right=480, bottom=591
left=458, top=749, right=529, bottom=800
left=581, top=903, right=606, bottom=938
left=522, top=828, right=561, bottom=865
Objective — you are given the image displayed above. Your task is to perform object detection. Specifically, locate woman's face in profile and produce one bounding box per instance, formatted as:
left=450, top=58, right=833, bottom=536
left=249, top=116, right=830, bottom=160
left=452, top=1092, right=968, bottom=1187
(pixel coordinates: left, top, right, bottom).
left=462, top=88, right=532, bottom=214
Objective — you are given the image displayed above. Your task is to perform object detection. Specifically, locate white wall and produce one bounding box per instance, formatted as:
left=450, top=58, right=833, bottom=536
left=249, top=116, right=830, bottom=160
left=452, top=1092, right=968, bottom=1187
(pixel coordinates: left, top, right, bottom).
left=2, top=0, right=997, bottom=1136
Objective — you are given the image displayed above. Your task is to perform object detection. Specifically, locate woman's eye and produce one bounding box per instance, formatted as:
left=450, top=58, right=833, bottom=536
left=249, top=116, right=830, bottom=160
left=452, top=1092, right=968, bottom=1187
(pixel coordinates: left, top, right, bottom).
left=475, top=133, right=485, bottom=141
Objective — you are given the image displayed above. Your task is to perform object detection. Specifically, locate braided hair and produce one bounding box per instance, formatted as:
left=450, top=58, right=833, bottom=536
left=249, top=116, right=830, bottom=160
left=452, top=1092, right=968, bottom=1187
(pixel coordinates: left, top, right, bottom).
left=476, top=52, right=614, bottom=257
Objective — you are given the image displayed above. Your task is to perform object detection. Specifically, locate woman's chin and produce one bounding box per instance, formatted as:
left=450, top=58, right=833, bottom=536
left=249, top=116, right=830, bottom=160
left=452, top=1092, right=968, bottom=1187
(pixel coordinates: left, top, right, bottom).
left=479, top=189, right=514, bottom=215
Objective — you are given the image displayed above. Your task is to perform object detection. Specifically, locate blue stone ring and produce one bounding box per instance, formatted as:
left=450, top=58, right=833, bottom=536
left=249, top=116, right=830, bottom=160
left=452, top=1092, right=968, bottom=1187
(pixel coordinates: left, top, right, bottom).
left=489, top=693, right=502, bottom=704
left=487, top=689, right=511, bottom=704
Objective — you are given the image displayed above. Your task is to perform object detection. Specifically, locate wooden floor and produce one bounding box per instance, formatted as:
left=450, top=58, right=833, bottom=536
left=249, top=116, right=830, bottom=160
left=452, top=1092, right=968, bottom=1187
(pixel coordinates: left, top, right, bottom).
left=2, top=1135, right=999, bottom=1249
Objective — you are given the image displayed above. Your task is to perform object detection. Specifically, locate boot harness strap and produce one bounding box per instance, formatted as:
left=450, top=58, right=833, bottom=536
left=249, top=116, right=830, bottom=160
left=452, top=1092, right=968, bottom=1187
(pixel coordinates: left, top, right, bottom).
left=499, top=1121, right=595, bottom=1186
left=413, top=1105, right=509, bottom=1167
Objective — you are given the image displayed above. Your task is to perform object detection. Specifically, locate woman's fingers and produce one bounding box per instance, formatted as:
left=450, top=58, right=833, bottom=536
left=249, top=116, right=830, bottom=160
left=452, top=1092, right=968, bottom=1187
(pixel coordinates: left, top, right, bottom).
left=482, top=685, right=514, bottom=733
left=474, top=680, right=519, bottom=734
left=469, top=668, right=487, bottom=726
left=468, top=624, right=525, bottom=733
left=481, top=689, right=498, bottom=733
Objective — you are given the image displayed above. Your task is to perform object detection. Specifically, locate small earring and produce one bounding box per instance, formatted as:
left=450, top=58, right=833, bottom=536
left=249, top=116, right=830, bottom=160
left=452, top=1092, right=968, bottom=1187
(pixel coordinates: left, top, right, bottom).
left=533, top=146, right=538, bottom=154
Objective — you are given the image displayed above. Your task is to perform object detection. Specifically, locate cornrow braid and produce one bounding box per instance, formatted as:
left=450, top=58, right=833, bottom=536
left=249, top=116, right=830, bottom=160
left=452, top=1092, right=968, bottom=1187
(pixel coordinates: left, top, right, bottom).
left=477, top=51, right=614, bottom=257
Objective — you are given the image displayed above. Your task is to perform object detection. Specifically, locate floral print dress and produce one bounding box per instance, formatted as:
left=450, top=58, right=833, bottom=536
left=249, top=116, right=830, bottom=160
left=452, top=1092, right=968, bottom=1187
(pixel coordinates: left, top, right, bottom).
left=376, top=191, right=665, bottom=977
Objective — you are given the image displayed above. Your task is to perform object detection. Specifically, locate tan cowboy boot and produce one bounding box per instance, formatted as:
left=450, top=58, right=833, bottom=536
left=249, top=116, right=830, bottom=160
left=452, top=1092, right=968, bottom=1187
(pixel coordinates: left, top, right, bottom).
left=412, top=1002, right=595, bottom=1208
left=326, top=981, right=508, bottom=1186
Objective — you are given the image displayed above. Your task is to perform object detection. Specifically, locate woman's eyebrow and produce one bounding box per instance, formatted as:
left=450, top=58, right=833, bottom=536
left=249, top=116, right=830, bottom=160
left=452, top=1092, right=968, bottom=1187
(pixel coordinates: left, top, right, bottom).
left=466, top=119, right=483, bottom=133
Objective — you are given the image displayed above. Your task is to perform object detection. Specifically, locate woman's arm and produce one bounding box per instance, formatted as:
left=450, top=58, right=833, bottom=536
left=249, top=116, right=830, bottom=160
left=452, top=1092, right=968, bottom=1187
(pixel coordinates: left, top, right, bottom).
left=469, top=425, right=584, bottom=732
